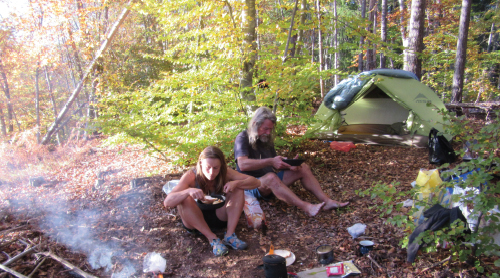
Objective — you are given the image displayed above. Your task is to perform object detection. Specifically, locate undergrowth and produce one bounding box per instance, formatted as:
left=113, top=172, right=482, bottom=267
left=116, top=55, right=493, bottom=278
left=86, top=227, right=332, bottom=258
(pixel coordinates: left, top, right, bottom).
left=0, top=128, right=99, bottom=184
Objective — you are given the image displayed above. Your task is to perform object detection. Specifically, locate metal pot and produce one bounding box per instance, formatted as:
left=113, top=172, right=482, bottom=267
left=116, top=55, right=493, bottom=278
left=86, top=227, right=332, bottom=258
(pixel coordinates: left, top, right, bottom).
left=262, top=254, right=287, bottom=278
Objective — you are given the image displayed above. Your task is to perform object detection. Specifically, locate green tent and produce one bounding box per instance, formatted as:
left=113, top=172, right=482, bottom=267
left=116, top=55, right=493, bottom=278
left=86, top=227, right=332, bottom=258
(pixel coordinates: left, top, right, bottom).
left=309, top=70, right=450, bottom=147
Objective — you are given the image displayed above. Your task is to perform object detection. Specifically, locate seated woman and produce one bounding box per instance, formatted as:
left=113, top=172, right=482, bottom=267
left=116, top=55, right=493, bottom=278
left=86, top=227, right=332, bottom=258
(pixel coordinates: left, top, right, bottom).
left=164, top=146, right=260, bottom=256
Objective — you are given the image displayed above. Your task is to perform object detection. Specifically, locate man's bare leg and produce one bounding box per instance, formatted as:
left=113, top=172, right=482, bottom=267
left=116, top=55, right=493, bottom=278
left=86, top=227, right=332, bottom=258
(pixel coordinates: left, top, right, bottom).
left=259, top=173, right=325, bottom=217
left=282, top=163, right=349, bottom=210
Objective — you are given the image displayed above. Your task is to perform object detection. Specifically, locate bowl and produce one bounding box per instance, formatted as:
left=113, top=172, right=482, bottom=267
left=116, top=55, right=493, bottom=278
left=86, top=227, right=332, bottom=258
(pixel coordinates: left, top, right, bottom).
left=196, top=194, right=225, bottom=210
left=282, top=159, right=305, bottom=166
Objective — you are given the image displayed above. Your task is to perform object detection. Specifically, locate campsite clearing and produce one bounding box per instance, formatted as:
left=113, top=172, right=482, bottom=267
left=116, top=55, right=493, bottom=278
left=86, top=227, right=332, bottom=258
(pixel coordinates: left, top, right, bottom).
left=0, top=119, right=498, bottom=277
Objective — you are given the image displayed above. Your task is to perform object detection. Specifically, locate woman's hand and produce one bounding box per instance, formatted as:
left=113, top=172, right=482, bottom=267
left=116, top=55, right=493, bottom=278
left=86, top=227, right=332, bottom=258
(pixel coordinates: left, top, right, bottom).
left=223, top=181, right=239, bottom=193
left=186, top=188, right=205, bottom=200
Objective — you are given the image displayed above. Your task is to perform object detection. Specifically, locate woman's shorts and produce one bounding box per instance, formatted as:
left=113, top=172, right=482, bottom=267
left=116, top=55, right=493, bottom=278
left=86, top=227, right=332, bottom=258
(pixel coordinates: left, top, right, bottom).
left=182, top=208, right=227, bottom=234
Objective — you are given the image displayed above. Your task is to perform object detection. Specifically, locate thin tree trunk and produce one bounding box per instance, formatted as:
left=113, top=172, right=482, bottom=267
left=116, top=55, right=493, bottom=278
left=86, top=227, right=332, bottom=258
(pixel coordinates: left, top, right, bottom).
left=487, top=22, right=496, bottom=53
left=359, top=0, right=366, bottom=72
left=399, top=0, right=408, bottom=64
left=0, top=105, right=6, bottom=136
left=0, top=57, right=14, bottom=132
left=44, top=66, right=61, bottom=145
left=403, top=0, right=426, bottom=79
left=380, top=0, right=388, bottom=68
left=35, top=66, right=41, bottom=144
left=311, top=28, right=315, bottom=63
left=333, top=0, right=339, bottom=85
left=41, top=5, right=131, bottom=145
left=316, top=0, right=325, bottom=98
left=451, top=0, right=472, bottom=103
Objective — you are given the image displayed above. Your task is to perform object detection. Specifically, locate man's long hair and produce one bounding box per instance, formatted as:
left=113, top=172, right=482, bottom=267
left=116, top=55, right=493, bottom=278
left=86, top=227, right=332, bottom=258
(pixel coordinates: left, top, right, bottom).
left=247, top=107, right=276, bottom=149
left=195, top=146, right=227, bottom=195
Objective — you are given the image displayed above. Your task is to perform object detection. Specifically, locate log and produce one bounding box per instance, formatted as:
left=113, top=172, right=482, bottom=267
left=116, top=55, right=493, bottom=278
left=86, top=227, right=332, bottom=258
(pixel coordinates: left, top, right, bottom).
left=39, top=252, right=98, bottom=278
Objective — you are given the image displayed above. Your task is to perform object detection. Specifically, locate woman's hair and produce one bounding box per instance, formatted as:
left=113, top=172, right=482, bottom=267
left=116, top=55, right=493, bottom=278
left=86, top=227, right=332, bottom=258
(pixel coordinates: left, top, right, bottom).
left=195, top=146, right=227, bottom=194
left=247, top=106, right=276, bottom=149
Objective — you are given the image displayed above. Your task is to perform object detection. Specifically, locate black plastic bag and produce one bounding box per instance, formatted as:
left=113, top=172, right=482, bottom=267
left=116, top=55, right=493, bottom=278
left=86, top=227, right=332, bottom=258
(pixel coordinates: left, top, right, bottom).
left=428, top=128, right=456, bottom=165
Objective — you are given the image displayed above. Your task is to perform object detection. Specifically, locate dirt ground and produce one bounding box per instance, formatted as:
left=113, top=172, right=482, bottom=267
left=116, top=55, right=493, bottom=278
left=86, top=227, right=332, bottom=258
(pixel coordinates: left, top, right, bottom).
left=0, top=128, right=499, bottom=277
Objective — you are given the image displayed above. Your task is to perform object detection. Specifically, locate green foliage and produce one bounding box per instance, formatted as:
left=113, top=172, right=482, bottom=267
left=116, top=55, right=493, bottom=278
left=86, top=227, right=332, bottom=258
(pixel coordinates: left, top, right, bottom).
left=358, top=111, right=500, bottom=274
left=95, top=0, right=340, bottom=165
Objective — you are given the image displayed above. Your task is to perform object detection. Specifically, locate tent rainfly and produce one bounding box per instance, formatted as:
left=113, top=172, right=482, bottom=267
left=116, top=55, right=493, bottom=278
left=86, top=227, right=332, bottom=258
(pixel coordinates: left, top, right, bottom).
left=309, top=69, right=451, bottom=147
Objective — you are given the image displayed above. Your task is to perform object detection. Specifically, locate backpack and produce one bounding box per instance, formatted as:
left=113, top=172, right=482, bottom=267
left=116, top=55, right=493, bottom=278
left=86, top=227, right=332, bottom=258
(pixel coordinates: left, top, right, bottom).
left=428, top=128, right=456, bottom=165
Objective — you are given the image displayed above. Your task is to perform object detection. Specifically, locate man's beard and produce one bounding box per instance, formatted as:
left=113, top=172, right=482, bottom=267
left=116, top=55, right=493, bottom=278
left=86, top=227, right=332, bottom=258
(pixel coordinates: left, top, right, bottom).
left=259, top=134, right=270, bottom=143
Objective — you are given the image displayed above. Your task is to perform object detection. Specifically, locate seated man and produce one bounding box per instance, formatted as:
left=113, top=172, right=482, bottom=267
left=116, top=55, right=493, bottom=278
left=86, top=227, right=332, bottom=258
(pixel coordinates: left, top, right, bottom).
left=234, top=107, right=349, bottom=217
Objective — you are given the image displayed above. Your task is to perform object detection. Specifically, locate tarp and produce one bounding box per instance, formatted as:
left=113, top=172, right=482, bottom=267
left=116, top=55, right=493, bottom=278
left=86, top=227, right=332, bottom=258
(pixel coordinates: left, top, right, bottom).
left=309, top=69, right=451, bottom=146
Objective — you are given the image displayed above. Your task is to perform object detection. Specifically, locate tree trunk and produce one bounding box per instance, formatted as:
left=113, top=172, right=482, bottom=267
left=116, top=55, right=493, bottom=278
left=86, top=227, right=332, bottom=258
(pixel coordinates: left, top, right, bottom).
left=0, top=105, right=6, bottom=136
left=0, top=57, right=14, bottom=132
left=380, top=0, right=388, bottom=68
left=44, top=66, right=61, bottom=145
left=333, top=0, right=339, bottom=85
left=296, top=0, right=308, bottom=57
left=399, top=0, right=408, bottom=64
left=451, top=0, right=472, bottom=104
left=403, top=0, right=426, bottom=79
left=487, top=21, right=496, bottom=53
left=316, top=0, right=325, bottom=98
left=359, top=0, right=366, bottom=72
left=35, top=66, right=41, bottom=144
left=41, top=5, right=131, bottom=145
left=240, top=0, right=257, bottom=103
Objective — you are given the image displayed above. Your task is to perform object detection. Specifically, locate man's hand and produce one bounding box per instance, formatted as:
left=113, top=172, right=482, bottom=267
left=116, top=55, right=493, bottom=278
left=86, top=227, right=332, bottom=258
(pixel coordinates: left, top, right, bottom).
left=271, top=156, right=292, bottom=169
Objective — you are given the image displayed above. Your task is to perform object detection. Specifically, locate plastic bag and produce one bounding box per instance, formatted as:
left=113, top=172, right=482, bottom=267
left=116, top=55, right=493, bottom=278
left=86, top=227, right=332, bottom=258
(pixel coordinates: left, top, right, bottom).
left=330, top=141, right=356, bottom=152
left=412, top=169, right=449, bottom=225
left=142, top=252, right=166, bottom=273
left=347, top=223, right=366, bottom=239
left=162, top=180, right=180, bottom=195
left=428, top=128, right=456, bottom=165
left=243, top=190, right=266, bottom=228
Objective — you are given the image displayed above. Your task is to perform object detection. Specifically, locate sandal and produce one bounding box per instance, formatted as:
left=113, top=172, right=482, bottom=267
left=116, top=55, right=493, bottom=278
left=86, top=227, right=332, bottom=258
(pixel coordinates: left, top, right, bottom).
left=210, top=238, right=229, bottom=256
left=222, top=233, right=248, bottom=250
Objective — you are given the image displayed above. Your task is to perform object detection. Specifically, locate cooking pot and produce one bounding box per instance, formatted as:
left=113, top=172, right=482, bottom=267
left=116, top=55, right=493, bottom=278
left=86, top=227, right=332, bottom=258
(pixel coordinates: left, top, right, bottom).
left=262, top=254, right=287, bottom=278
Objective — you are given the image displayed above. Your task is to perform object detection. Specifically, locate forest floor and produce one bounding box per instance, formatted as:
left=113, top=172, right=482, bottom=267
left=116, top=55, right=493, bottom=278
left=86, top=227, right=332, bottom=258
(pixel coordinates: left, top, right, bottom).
left=0, top=121, right=499, bottom=278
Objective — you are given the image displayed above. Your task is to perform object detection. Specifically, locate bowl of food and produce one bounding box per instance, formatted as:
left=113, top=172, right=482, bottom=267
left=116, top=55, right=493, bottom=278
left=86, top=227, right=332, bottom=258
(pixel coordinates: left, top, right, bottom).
left=282, top=159, right=305, bottom=167
left=196, top=194, right=225, bottom=210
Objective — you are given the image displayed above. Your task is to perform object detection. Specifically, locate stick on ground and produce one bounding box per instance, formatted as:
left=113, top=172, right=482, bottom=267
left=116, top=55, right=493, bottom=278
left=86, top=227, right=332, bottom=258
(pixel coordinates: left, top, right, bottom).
left=0, top=263, right=29, bottom=278
left=39, top=252, right=98, bottom=278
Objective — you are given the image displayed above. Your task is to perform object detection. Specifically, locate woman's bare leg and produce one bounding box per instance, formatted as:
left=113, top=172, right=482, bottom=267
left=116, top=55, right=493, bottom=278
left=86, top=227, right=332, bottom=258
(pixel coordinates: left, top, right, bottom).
left=216, top=188, right=244, bottom=237
left=177, top=196, right=217, bottom=241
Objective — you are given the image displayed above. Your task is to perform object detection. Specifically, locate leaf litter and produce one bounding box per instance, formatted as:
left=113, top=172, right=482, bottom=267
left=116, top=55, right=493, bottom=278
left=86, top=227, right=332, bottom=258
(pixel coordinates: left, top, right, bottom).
left=0, top=122, right=498, bottom=277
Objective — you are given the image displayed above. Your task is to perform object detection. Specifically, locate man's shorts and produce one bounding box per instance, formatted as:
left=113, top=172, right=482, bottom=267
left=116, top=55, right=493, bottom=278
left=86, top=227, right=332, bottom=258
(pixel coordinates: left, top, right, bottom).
left=245, top=171, right=285, bottom=201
